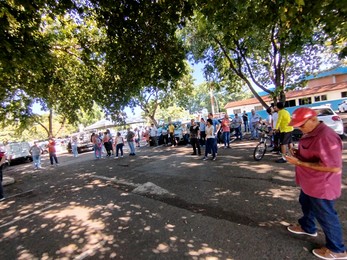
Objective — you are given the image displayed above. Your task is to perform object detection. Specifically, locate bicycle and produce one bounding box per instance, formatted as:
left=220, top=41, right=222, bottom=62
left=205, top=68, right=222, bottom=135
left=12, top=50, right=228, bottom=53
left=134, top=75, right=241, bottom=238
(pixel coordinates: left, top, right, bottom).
left=253, top=127, right=272, bottom=161
left=253, top=127, right=300, bottom=161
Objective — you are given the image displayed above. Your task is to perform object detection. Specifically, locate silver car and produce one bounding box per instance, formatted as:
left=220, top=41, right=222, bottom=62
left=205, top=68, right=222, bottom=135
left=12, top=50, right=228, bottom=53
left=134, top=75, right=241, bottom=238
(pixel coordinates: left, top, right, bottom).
left=311, top=105, right=344, bottom=137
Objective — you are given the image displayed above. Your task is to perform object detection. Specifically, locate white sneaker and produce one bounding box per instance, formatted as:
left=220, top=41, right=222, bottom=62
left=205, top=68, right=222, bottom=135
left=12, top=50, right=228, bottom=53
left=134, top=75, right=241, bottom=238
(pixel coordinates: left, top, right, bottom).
left=115, top=157, right=119, bottom=159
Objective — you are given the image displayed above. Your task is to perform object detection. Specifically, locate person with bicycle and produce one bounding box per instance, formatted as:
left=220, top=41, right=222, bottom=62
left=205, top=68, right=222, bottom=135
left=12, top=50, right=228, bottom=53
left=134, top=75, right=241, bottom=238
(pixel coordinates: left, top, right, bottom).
left=285, top=107, right=346, bottom=259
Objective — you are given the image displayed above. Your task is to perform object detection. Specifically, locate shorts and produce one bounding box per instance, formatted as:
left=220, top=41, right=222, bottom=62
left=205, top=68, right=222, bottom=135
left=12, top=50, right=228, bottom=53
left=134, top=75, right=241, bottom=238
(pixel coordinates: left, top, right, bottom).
left=280, top=131, right=292, bottom=145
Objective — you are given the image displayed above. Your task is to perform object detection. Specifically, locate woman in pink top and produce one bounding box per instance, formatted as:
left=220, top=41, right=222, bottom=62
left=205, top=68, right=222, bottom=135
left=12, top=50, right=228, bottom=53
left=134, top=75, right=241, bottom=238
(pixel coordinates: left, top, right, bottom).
left=221, top=114, right=231, bottom=148
left=285, top=107, right=346, bottom=259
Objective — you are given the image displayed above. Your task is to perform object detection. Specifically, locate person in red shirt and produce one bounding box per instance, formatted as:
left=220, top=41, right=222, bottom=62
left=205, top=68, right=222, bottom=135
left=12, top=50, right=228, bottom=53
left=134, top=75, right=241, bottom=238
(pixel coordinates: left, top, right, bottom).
left=48, top=138, right=59, bottom=166
left=285, top=107, right=346, bottom=259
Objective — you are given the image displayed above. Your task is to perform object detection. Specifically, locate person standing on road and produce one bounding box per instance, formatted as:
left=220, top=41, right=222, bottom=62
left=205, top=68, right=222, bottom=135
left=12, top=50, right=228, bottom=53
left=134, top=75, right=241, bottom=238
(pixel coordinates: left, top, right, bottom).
left=48, top=138, right=59, bottom=166
left=265, top=107, right=274, bottom=147
left=0, top=151, right=7, bottom=201
left=221, top=114, right=231, bottom=148
left=232, top=113, right=243, bottom=141
left=91, top=133, right=102, bottom=159
left=203, top=119, right=216, bottom=161
left=161, top=124, right=169, bottom=146
left=134, top=128, right=141, bottom=148
left=189, top=119, right=201, bottom=156
left=272, top=105, right=280, bottom=153
left=242, top=111, right=249, bottom=132
left=71, top=136, right=78, bottom=158
left=285, top=107, right=347, bottom=260
left=250, top=109, right=260, bottom=140
left=199, top=118, right=206, bottom=147
left=149, top=123, right=158, bottom=147
left=102, top=131, right=112, bottom=157
left=207, top=113, right=220, bottom=154
left=126, top=128, right=136, bottom=156
left=29, top=141, right=43, bottom=169
left=106, top=129, right=114, bottom=156
left=168, top=123, right=176, bottom=147
left=114, top=132, right=124, bottom=159
left=273, top=102, right=293, bottom=163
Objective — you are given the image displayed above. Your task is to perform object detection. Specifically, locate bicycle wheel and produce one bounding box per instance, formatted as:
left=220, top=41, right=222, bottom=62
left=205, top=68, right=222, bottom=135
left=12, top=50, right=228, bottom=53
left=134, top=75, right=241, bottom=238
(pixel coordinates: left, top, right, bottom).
left=253, top=142, right=267, bottom=161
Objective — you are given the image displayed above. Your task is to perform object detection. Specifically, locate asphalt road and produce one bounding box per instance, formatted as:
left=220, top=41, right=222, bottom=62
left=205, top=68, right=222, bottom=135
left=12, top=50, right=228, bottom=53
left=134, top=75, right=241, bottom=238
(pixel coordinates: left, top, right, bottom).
left=0, top=139, right=346, bottom=260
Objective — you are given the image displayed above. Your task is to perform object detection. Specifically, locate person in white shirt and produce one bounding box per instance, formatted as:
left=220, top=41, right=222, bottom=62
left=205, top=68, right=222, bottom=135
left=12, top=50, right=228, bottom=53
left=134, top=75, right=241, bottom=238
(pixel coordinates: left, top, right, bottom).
left=114, top=132, right=125, bottom=158
left=203, top=118, right=217, bottom=161
left=150, top=123, right=158, bottom=146
left=250, top=109, right=260, bottom=139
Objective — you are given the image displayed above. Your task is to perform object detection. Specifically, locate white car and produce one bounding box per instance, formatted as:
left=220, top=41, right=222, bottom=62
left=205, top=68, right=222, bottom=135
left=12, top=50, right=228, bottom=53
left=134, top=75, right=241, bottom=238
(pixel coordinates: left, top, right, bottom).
left=311, top=105, right=344, bottom=137
left=338, top=100, right=347, bottom=113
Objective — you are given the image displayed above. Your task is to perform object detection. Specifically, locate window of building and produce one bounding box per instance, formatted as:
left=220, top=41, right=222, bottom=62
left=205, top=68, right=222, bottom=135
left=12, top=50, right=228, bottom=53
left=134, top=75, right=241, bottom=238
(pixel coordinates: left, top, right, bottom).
left=254, top=105, right=263, bottom=111
left=299, top=97, right=312, bottom=105
left=314, top=95, right=327, bottom=102
left=284, top=100, right=296, bottom=107
left=233, top=109, right=241, bottom=115
left=342, top=91, right=347, bottom=98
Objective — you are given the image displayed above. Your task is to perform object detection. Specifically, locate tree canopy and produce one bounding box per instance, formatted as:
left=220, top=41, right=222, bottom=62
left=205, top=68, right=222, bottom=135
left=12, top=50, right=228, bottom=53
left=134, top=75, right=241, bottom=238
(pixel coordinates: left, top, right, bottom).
left=0, top=0, right=195, bottom=131
left=0, top=0, right=346, bottom=136
left=184, top=0, right=346, bottom=106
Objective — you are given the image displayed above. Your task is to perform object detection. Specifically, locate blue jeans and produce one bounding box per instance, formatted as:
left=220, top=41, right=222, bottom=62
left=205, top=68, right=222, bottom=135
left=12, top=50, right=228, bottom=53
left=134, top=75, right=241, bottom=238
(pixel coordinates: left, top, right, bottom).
left=94, top=144, right=101, bottom=159
left=223, top=131, right=230, bottom=147
left=71, top=145, right=78, bottom=157
left=244, top=121, right=249, bottom=132
left=32, top=155, right=41, bottom=168
left=298, top=190, right=346, bottom=252
left=128, top=141, right=135, bottom=154
left=251, top=124, right=258, bottom=139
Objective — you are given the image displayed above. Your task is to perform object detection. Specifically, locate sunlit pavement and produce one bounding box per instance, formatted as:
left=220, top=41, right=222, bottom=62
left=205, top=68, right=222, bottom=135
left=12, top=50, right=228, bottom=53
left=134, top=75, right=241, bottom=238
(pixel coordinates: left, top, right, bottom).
left=0, top=139, right=346, bottom=259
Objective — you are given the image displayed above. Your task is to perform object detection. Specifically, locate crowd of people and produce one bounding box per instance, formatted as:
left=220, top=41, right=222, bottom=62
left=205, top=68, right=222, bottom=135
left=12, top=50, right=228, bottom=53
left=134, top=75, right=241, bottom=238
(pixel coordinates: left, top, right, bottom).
left=1, top=106, right=346, bottom=259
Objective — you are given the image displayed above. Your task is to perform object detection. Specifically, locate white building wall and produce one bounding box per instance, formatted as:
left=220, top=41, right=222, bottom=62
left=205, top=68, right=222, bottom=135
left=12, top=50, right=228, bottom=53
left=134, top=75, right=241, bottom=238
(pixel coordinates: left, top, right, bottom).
left=226, top=89, right=343, bottom=116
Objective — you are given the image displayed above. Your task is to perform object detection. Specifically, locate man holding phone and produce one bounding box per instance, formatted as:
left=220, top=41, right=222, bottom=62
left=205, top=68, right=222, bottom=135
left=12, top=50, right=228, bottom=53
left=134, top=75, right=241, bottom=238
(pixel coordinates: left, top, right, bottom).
left=285, top=107, right=346, bottom=259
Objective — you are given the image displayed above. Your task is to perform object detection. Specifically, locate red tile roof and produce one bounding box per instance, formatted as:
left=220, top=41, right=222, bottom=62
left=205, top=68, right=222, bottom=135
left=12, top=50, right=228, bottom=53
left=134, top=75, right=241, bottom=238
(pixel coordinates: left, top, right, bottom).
left=224, top=82, right=347, bottom=109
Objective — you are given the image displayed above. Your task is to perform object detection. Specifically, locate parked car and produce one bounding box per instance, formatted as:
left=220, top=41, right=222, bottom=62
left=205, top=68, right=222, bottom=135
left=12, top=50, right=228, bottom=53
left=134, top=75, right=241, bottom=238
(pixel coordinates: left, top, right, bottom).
left=293, top=105, right=344, bottom=139
left=338, top=100, right=347, bottom=113
left=67, top=132, right=94, bottom=153
left=312, top=105, right=344, bottom=137
left=3, top=142, right=32, bottom=164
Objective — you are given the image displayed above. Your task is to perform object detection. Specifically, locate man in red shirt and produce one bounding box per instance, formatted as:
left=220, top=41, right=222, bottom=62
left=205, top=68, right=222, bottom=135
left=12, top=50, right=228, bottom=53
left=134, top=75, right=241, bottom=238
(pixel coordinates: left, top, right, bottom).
left=48, top=138, right=59, bottom=166
left=285, top=107, right=346, bottom=259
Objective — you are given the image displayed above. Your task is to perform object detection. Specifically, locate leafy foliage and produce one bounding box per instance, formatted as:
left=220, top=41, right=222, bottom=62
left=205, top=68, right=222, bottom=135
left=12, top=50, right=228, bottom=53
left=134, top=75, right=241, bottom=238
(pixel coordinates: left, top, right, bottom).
left=184, top=0, right=345, bottom=106
left=0, top=0, right=195, bottom=137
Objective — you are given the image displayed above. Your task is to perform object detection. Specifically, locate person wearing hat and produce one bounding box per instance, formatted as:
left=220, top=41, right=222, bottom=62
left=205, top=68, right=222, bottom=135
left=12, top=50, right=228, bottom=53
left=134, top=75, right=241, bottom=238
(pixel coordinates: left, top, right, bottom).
left=285, top=107, right=346, bottom=259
